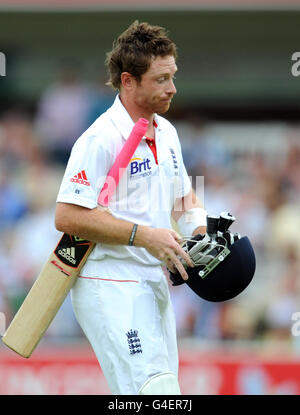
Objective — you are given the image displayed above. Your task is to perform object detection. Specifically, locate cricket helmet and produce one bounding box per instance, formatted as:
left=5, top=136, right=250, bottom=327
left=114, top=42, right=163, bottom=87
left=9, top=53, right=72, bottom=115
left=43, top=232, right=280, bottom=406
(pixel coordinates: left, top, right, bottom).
left=169, top=212, right=256, bottom=302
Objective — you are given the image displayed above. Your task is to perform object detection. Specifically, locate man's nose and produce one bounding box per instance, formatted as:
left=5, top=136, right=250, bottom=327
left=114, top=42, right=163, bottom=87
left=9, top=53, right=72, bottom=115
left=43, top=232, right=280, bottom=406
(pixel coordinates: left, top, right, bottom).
left=167, top=79, right=177, bottom=95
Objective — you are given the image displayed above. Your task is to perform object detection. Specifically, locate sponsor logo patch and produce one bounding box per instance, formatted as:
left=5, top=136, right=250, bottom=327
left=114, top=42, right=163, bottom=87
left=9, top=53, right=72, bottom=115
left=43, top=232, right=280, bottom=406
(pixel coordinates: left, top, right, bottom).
left=126, top=329, right=142, bottom=355
left=54, top=234, right=93, bottom=268
left=169, top=148, right=179, bottom=176
left=129, top=158, right=152, bottom=179
left=70, top=170, right=91, bottom=186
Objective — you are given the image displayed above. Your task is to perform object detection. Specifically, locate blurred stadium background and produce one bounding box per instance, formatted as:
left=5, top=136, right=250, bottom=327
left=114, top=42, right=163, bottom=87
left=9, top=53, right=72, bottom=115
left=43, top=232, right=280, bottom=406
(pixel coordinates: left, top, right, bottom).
left=1, top=0, right=300, bottom=395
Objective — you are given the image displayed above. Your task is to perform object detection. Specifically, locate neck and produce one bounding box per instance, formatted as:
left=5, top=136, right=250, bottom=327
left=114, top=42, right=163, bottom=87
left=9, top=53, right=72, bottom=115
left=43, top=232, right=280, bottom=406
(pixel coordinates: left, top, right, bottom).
left=119, top=93, right=155, bottom=128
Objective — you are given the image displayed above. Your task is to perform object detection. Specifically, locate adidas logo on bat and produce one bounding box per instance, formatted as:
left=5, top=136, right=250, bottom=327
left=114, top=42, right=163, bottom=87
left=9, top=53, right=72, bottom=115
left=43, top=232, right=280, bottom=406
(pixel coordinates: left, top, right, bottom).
left=58, top=247, right=76, bottom=265
left=54, top=234, right=92, bottom=269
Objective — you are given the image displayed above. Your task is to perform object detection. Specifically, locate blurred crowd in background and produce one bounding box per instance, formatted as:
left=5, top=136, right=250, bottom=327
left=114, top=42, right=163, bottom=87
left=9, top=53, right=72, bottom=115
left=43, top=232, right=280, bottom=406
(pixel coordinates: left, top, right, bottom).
left=1, top=64, right=300, bottom=352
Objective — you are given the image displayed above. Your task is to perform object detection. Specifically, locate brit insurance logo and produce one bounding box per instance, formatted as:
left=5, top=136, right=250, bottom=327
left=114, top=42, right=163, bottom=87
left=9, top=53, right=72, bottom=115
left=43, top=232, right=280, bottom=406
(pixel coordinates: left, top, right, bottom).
left=129, top=157, right=152, bottom=180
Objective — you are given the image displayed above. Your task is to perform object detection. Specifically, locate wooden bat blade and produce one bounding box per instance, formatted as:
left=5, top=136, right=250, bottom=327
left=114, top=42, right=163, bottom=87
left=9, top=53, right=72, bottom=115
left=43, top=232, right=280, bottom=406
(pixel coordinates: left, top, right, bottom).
left=2, top=235, right=95, bottom=358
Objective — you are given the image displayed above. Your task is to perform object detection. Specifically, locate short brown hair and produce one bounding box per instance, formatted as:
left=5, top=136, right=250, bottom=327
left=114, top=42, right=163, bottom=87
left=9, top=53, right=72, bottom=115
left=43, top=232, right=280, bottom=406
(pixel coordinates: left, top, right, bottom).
left=105, top=21, right=177, bottom=90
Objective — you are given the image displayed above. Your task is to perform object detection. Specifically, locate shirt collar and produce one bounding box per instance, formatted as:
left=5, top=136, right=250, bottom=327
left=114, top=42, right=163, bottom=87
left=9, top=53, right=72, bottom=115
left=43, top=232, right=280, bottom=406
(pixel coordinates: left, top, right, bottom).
left=107, top=94, right=160, bottom=141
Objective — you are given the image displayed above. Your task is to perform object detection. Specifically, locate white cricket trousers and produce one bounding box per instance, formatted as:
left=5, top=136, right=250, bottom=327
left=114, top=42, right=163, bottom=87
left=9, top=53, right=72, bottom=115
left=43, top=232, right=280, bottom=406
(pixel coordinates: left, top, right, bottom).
left=70, top=258, right=179, bottom=395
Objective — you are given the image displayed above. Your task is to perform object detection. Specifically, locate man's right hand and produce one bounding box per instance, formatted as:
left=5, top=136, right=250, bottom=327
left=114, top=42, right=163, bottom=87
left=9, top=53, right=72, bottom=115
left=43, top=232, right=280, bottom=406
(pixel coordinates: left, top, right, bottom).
left=135, top=226, right=194, bottom=281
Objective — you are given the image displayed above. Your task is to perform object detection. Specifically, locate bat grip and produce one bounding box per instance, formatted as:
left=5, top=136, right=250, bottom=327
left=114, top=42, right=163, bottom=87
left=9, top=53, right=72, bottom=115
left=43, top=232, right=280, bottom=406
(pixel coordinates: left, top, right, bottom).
left=97, top=118, right=148, bottom=207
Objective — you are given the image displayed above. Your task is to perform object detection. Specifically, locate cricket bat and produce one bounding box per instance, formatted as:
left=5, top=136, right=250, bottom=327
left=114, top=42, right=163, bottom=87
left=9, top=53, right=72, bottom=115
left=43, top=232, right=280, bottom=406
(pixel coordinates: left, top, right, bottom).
left=2, top=118, right=149, bottom=358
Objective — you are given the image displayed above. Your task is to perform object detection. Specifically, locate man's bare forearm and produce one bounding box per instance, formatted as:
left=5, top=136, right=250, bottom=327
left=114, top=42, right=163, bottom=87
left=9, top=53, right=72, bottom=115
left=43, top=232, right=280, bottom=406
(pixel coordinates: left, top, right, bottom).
left=55, top=202, right=194, bottom=280
left=55, top=202, right=150, bottom=247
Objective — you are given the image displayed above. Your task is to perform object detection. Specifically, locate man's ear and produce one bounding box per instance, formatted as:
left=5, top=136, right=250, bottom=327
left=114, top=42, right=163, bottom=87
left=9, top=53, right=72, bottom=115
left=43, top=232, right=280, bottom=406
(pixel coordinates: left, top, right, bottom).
left=120, top=72, right=135, bottom=90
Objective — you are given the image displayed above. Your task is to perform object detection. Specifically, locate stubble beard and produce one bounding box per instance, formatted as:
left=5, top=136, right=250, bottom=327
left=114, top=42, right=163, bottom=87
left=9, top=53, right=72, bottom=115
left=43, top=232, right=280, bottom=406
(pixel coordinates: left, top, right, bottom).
left=153, top=99, right=171, bottom=115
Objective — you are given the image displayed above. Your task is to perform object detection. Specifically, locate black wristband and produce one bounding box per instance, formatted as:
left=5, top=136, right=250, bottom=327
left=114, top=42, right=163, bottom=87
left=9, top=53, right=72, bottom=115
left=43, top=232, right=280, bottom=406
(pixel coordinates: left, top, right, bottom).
left=129, top=224, right=138, bottom=246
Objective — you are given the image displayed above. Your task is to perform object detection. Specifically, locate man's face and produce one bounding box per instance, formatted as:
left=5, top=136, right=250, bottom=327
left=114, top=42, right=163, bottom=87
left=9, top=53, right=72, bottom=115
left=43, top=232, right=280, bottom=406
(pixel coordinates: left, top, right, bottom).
left=132, top=55, right=177, bottom=115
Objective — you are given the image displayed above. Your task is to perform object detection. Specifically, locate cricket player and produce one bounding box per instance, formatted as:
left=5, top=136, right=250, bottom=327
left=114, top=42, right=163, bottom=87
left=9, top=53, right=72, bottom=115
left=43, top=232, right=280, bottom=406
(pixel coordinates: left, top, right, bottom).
left=55, top=21, right=207, bottom=395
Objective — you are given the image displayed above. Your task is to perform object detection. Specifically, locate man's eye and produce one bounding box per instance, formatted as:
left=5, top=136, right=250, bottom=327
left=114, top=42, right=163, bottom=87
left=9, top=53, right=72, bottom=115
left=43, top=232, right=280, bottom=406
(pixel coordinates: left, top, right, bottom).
left=157, top=76, right=176, bottom=83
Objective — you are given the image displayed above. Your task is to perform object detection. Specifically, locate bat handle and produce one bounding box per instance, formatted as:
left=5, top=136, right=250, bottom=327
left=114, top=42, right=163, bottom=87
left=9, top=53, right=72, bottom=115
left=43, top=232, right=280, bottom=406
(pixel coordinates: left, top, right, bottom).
left=98, top=118, right=148, bottom=207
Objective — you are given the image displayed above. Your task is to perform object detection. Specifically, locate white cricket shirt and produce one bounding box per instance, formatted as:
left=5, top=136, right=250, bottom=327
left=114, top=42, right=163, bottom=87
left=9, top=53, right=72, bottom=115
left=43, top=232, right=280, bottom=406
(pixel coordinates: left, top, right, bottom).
left=56, top=95, right=191, bottom=273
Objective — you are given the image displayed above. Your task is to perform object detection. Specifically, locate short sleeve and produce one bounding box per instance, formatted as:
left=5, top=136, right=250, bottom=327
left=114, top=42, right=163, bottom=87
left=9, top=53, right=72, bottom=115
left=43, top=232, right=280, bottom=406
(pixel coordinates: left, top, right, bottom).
left=56, top=134, right=111, bottom=209
left=174, top=130, right=192, bottom=199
